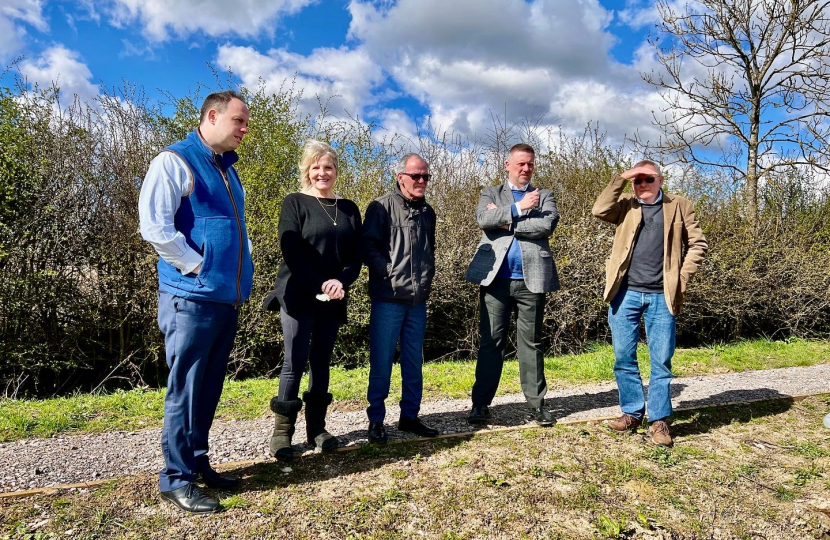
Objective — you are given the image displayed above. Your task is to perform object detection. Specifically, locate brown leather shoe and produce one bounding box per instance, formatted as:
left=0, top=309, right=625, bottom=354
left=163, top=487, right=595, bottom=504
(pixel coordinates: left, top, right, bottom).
left=607, top=414, right=642, bottom=432
left=649, top=420, right=673, bottom=447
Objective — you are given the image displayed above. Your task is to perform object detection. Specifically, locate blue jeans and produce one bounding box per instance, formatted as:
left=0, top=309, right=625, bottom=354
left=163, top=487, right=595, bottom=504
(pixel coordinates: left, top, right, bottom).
left=157, top=292, right=238, bottom=492
left=607, top=289, right=676, bottom=422
left=366, top=301, right=427, bottom=423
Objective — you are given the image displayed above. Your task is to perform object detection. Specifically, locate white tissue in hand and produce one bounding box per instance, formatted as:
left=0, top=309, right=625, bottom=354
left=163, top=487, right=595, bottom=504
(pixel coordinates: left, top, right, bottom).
left=316, top=293, right=331, bottom=302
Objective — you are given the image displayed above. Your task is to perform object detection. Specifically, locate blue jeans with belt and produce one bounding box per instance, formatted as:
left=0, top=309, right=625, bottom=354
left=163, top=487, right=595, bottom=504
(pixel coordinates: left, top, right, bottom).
left=366, top=301, right=427, bottom=423
left=607, top=289, right=676, bottom=422
left=157, top=291, right=238, bottom=492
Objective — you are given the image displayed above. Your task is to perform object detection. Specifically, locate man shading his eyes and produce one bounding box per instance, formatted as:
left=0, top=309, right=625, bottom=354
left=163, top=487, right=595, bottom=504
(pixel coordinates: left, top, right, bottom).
left=592, top=160, right=708, bottom=448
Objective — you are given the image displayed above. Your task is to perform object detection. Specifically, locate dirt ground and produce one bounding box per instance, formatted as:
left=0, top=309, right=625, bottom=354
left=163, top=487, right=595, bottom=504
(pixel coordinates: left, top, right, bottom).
left=2, top=396, right=829, bottom=539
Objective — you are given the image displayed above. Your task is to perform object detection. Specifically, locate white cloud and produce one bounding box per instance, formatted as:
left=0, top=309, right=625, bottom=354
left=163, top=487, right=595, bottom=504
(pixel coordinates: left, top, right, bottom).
left=101, top=0, right=315, bottom=42
left=187, top=0, right=676, bottom=151
left=19, top=45, right=99, bottom=104
left=372, top=108, right=420, bottom=146
left=552, top=80, right=664, bottom=142
left=215, top=44, right=385, bottom=118
left=0, top=0, right=47, bottom=60
left=344, top=0, right=656, bottom=144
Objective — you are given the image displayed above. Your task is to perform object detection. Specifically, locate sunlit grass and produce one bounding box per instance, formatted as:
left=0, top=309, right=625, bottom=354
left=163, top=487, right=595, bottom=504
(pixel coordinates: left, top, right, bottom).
left=1, top=338, right=827, bottom=442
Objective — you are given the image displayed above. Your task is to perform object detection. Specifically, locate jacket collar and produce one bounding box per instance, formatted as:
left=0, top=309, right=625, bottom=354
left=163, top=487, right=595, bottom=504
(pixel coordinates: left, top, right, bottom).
left=394, top=181, right=427, bottom=207
left=636, top=189, right=663, bottom=205
left=191, top=129, right=239, bottom=170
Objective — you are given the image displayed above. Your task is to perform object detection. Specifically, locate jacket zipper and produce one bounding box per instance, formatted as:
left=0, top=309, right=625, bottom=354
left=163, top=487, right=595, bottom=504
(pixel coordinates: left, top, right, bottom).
left=215, top=158, right=244, bottom=308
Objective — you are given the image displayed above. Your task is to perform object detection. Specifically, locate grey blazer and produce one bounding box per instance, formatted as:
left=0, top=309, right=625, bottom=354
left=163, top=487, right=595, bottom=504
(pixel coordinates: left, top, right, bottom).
left=464, top=182, right=560, bottom=294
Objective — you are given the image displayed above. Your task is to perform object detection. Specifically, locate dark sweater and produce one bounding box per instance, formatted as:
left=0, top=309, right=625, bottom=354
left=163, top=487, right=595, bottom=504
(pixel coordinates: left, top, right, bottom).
left=263, top=192, right=362, bottom=322
left=623, top=199, right=664, bottom=293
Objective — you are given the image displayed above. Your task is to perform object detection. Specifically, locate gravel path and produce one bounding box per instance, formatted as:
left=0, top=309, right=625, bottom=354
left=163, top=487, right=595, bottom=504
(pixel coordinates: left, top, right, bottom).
left=2, top=364, right=829, bottom=494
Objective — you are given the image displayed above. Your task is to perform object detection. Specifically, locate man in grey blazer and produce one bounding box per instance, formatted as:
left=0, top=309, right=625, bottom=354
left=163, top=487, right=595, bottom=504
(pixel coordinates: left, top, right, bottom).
left=465, top=143, right=560, bottom=426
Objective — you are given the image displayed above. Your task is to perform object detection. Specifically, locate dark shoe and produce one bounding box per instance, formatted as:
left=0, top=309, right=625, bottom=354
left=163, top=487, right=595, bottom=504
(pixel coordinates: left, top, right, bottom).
left=195, top=466, right=239, bottom=490
left=368, top=421, right=388, bottom=444
left=467, top=404, right=491, bottom=425
left=528, top=406, right=554, bottom=427
left=303, top=391, right=339, bottom=452
left=269, top=398, right=303, bottom=461
left=650, top=420, right=673, bottom=447
left=398, top=416, right=439, bottom=438
left=159, top=483, right=220, bottom=514
left=607, top=414, right=642, bottom=433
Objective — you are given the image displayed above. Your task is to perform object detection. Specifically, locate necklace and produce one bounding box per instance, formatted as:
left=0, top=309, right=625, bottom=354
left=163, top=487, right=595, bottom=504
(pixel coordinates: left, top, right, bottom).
left=315, top=196, right=338, bottom=226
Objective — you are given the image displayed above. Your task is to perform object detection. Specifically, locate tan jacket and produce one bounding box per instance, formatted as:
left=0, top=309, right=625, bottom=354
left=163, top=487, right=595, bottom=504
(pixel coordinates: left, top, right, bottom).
left=591, top=176, right=708, bottom=315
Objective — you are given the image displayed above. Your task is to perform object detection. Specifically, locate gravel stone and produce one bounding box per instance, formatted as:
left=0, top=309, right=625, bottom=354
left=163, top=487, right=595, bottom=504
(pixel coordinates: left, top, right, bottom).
left=1, top=364, right=829, bottom=493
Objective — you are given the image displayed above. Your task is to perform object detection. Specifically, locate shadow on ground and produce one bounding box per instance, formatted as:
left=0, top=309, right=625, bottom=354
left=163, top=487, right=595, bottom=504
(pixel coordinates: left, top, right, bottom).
left=227, top=434, right=468, bottom=495
left=671, top=388, right=795, bottom=438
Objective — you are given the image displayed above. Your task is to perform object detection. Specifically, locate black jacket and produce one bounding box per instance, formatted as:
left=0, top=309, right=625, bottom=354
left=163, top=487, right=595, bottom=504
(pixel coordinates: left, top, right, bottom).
left=362, top=184, right=436, bottom=305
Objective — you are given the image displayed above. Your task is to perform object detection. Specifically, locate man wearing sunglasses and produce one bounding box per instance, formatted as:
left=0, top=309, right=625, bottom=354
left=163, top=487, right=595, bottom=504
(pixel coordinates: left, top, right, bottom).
left=592, top=160, right=708, bottom=447
left=465, top=143, right=560, bottom=427
left=362, top=153, right=439, bottom=443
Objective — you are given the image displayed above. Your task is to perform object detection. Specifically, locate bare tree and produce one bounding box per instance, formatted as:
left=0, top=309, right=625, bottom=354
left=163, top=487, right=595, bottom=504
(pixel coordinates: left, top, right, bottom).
left=638, top=0, right=830, bottom=223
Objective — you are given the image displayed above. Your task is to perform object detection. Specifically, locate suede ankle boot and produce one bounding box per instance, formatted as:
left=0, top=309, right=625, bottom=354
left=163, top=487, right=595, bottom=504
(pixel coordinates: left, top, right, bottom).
left=302, top=391, right=339, bottom=452
left=269, top=398, right=303, bottom=461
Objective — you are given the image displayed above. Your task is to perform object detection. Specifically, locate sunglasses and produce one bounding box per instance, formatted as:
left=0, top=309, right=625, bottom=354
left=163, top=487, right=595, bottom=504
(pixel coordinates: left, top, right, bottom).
left=400, top=172, right=432, bottom=182
left=632, top=176, right=658, bottom=185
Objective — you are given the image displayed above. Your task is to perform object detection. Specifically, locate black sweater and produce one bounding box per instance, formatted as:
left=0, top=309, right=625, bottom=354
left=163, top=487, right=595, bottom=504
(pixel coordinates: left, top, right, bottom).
left=264, top=192, right=362, bottom=322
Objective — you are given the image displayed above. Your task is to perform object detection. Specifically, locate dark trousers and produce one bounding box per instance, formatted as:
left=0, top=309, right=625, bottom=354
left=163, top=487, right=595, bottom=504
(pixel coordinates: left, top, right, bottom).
left=471, top=278, right=547, bottom=408
left=277, top=308, right=341, bottom=400
left=158, top=291, right=238, bottom=492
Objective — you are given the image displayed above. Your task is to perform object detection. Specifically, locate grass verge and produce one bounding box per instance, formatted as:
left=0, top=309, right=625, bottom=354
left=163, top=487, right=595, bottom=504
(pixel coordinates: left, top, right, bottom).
left=1, top=338, right=828, bottom=443
left=2, top=395, right=829, bottom=539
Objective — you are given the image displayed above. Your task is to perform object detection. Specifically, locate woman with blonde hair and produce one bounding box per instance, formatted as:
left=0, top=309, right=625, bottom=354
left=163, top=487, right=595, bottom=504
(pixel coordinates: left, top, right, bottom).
left=263, top=139, right=362, bottom=460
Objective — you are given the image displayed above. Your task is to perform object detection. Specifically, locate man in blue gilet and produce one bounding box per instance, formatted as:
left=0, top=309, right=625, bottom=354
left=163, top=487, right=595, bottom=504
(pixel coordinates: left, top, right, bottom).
left=139, top=91, right=253, bottom=514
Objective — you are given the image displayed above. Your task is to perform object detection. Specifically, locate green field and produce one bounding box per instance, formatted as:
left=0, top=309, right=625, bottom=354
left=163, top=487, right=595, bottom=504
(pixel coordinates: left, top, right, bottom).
left=1, top=338, right=828, bottom=443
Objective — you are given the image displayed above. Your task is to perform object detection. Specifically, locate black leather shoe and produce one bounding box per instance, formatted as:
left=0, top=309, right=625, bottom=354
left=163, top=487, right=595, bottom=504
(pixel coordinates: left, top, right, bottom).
left=368, top=421, right=388, bottom=444
left=159, top=483, right=220, bottom=514
left=468, top=404, right=491, bottom=424
left=398, top=416, right=439, bottom=438
left=195, top=466, right=240, bottom=490
left=529, top=406, right=554, bottom=427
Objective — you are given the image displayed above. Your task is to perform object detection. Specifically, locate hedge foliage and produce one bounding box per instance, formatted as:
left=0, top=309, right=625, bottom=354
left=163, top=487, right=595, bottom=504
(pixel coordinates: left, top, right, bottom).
left=2, top=82, right=829, bottom=396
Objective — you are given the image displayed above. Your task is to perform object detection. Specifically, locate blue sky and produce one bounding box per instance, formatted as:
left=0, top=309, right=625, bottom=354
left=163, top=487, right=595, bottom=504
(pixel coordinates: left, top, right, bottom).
left=1, top=0, right=669, bottom=145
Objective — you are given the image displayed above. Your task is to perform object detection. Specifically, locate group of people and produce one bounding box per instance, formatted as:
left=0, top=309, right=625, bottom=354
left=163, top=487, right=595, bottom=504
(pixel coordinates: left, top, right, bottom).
left=139, top=91, right=709, bottom=514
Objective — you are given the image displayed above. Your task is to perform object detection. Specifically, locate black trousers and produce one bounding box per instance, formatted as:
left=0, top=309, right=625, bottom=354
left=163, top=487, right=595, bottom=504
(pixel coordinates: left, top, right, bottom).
left=277, top=308, right=341, bottom=400
left=471, top=278, right=547, bottom=408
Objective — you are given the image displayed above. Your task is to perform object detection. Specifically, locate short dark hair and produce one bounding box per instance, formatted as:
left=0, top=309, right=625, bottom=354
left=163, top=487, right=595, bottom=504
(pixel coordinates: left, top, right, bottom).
left=199, top=90, right=245, bottom=123
left=508, top=143, right=535, bottom=156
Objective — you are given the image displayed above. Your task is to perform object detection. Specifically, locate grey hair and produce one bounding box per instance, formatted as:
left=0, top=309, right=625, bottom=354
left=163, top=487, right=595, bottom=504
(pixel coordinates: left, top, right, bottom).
left=394, top=153, right=428, bottom=174
left=299, top=139, right=338, bottom=191
left=634, top=159, right=662, bottom=176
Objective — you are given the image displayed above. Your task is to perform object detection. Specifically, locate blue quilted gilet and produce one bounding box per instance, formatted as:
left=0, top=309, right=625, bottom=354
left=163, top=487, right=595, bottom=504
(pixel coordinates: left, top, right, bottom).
left=156, top=130, right=254, bottom=306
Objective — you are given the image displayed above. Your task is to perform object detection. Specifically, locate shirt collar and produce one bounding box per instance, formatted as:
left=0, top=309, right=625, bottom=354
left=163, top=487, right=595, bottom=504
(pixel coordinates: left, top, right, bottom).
left=507, top=180, right=529, bottom=192
left=637, top=189, right=663, bottom=205
left=194, top=128, right=239, bottom=169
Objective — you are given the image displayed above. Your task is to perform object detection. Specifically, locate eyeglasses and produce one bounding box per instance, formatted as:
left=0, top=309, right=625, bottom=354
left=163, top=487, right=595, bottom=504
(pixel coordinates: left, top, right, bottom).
left=400, top=172, right=432, bottom=182
left=632, top=176, right=658, bottom=185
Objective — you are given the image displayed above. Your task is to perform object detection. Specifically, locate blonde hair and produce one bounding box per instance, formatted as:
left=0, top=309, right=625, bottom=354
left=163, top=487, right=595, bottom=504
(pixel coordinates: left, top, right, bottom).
left=299, top=139, right=338, bottom=191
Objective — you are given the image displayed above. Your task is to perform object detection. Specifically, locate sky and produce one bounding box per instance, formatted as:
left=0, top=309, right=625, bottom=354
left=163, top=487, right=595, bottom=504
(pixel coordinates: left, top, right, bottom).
left=1, top=0, right=675, bottom=148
